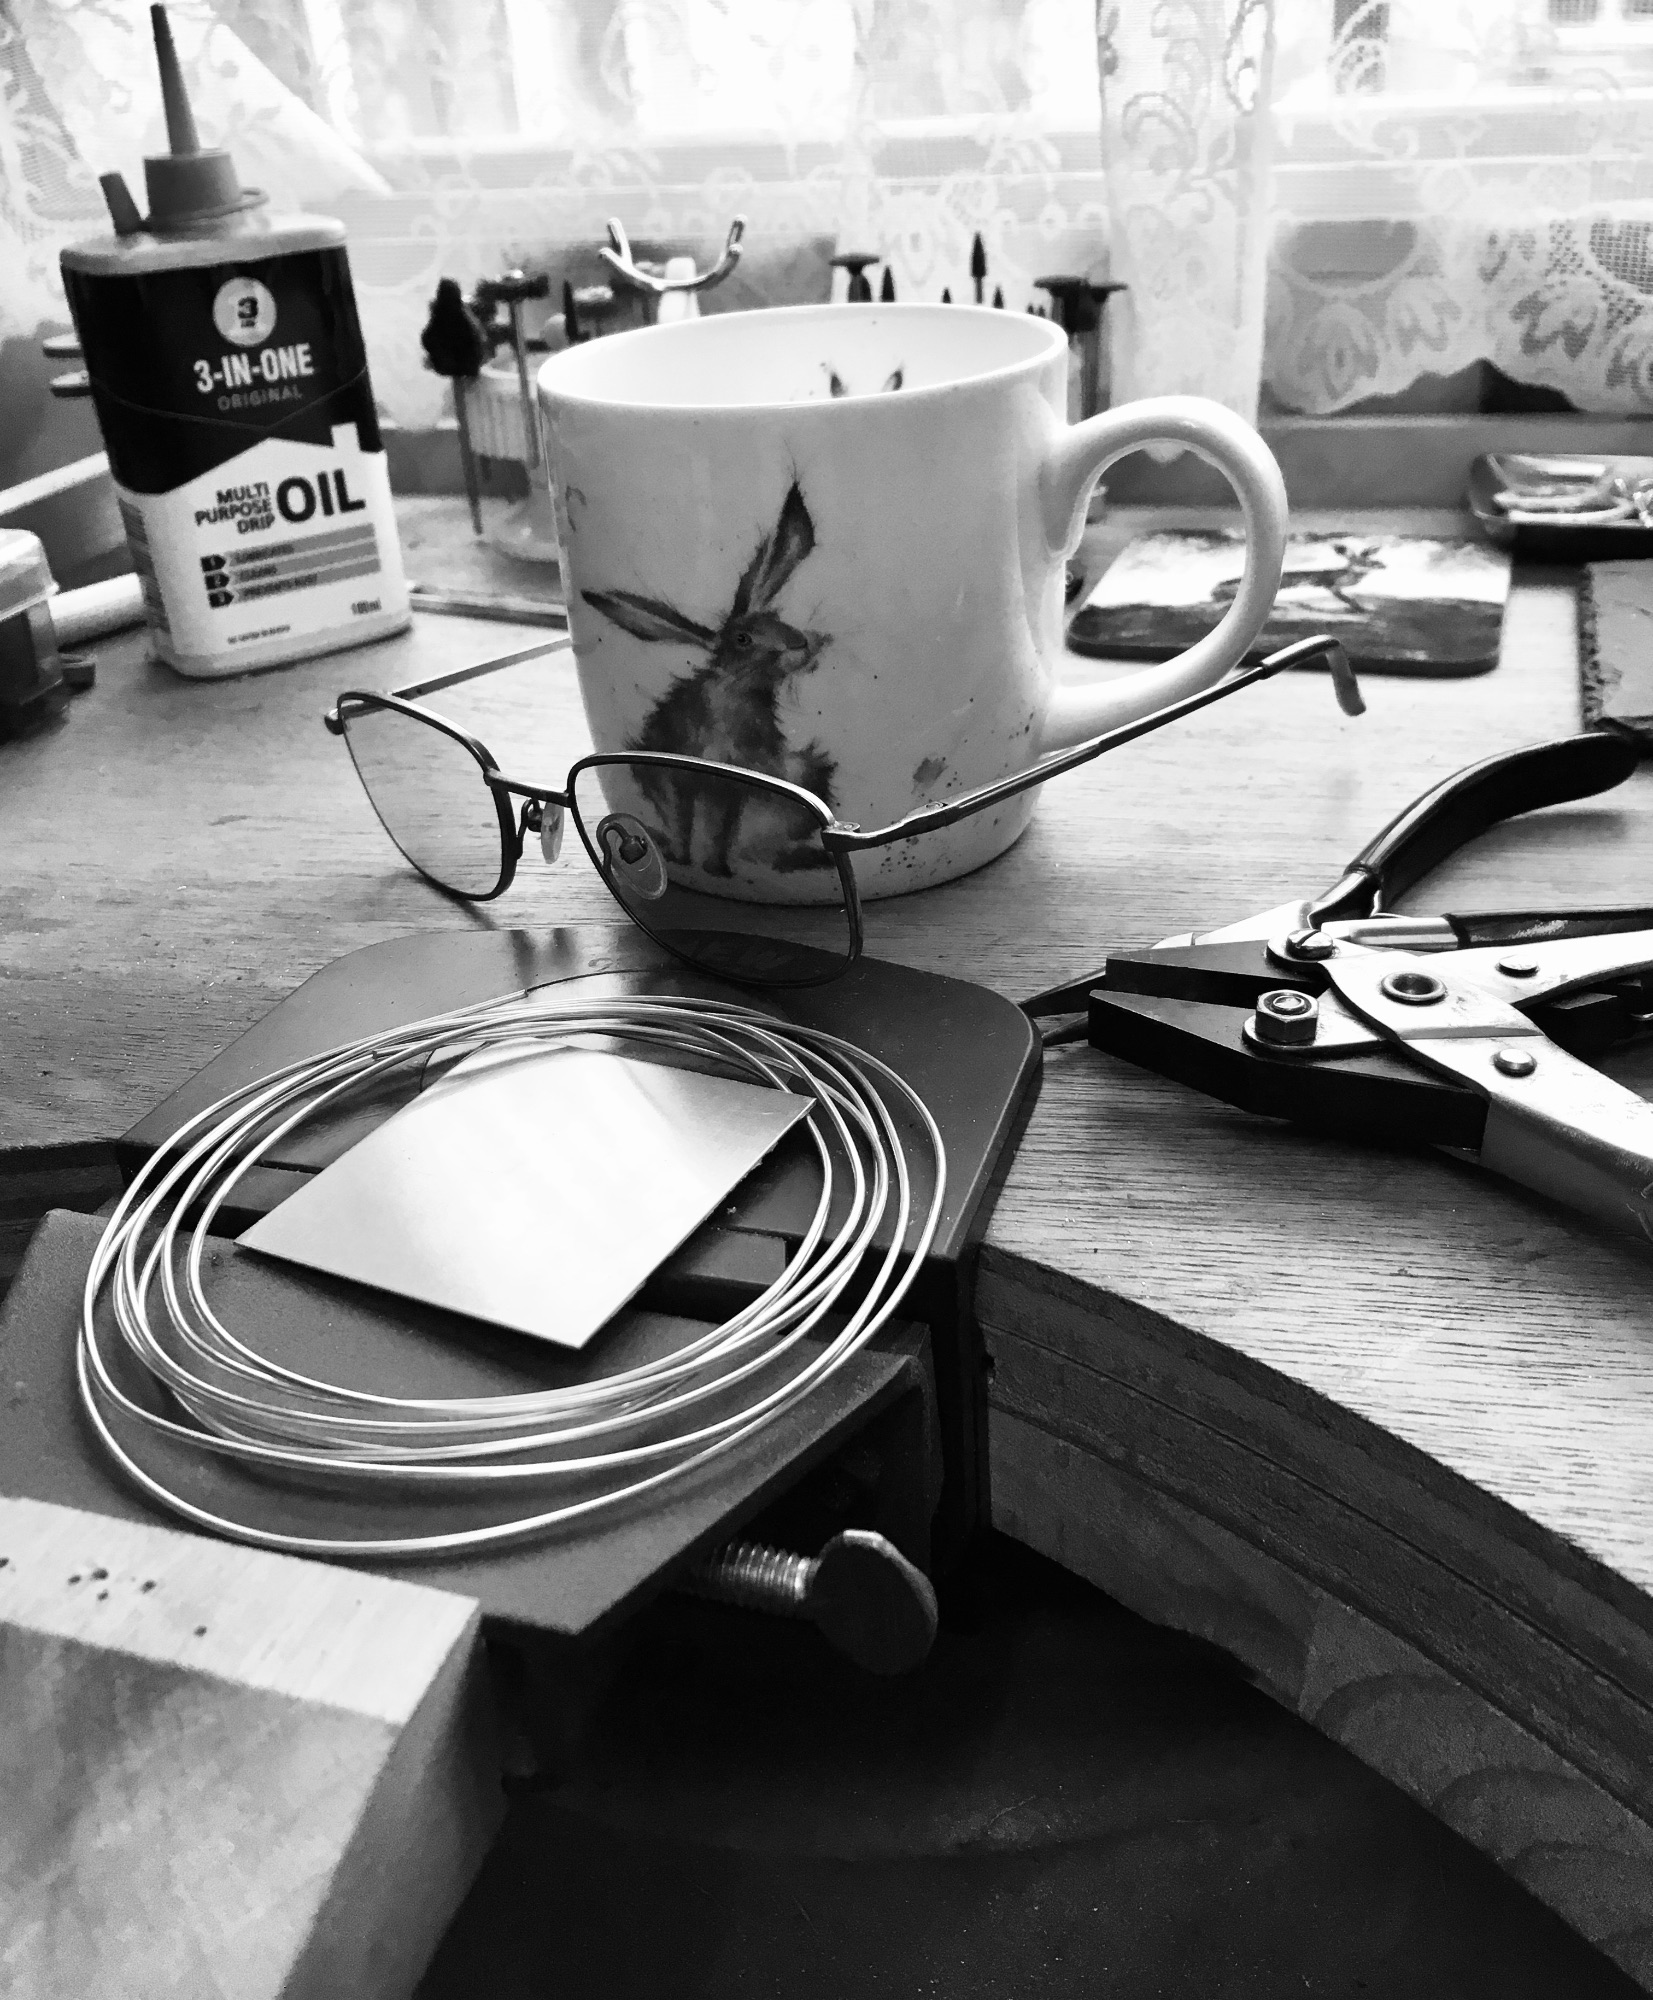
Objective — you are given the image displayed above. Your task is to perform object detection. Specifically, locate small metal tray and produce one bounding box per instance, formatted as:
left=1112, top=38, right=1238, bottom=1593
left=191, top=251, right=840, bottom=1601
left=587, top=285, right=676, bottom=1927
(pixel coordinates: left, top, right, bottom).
left=1466, top=452, right=1653, bottom=563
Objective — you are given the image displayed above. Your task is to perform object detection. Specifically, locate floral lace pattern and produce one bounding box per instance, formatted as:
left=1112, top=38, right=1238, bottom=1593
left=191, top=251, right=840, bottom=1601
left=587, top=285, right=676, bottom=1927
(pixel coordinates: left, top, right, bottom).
left=1094, top=0, right=1277, bottom=421
left=1104, top=0, right=1653, bottom=418
left=11, top=0, right=1653, bottom=427
left=1262, top=0, right=1653, bottom=413
left=1269, top=209, right=1653, bottom=416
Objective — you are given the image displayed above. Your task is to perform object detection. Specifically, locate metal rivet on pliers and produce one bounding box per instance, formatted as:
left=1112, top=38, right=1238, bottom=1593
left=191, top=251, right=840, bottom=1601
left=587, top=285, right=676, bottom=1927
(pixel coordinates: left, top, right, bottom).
left=1251, top=989, right=1319, bottom=1046
left=1495, top=955, right=1539, bottom=978
left=1380, top=969, right=1446, bottom=1006
left=1494, top=1047, right=1537, bottom=1078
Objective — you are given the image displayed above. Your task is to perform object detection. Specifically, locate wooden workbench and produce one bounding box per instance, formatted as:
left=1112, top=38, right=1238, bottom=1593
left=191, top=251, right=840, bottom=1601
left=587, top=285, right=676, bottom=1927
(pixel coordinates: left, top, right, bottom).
left=4, top=509, right=1653, bottom=1988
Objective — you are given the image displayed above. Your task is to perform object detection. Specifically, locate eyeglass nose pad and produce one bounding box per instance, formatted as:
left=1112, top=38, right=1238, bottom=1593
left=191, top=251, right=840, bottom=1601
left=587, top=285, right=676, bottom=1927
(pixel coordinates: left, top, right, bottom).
left=539, top=802, right=565, bottom=863
left=596, top=813, right=668, bottom=902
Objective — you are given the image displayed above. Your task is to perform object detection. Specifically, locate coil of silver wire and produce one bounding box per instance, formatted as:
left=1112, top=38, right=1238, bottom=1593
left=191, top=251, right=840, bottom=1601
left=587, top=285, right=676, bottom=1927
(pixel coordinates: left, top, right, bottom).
left=79, top=990, right=947, bottom=1559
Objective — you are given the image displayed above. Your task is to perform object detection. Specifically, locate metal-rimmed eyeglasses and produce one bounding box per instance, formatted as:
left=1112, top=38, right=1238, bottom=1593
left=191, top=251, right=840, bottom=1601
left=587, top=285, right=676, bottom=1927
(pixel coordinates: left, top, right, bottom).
left=325, top=632, right=1357, bottom=989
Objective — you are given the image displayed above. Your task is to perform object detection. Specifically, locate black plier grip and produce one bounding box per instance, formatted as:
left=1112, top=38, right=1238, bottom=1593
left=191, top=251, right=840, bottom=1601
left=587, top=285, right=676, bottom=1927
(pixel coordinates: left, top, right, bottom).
left=1305, top=729, right=1641, bottom=928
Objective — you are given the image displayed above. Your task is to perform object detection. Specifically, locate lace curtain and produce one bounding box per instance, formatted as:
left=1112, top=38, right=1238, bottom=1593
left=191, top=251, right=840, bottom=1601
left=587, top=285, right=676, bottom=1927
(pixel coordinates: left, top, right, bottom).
left=1264, top=0, right=1653, bottom=413
left=1095, top=0, right=1277, bottom=414
left=1101, top=0, right=1653, bottom=420
left=1, top=0, right=1106, bottom=427
left=7, top=0, right=1653, bottom=427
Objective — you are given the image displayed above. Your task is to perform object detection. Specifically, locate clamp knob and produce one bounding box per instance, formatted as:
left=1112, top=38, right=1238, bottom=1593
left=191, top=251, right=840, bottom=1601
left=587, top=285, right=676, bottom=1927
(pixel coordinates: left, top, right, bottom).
left=687, top=1529, right=939, bottom=1675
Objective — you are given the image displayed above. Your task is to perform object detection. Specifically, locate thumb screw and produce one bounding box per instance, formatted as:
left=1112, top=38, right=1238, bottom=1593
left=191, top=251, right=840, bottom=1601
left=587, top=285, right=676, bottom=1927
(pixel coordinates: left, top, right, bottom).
left=686, top=1529, right=939, bottom=1675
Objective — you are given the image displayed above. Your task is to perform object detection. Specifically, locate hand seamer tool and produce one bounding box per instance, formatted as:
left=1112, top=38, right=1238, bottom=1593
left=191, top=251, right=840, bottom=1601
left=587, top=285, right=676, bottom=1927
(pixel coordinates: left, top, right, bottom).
left=1024, top=732, right=1653, bottom=1239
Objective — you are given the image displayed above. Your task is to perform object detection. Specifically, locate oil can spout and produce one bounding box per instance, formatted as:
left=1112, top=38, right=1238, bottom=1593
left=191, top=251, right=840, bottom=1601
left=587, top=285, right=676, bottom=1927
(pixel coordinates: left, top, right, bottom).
left=131, top=4, right=264, bottom=231
left=152, top=5, right=201, bottom=156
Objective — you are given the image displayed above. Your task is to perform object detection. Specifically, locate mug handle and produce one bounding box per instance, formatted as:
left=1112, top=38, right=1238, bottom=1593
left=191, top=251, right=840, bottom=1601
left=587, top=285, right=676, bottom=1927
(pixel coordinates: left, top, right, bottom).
left=1037, top=396, right=1289, bottom=757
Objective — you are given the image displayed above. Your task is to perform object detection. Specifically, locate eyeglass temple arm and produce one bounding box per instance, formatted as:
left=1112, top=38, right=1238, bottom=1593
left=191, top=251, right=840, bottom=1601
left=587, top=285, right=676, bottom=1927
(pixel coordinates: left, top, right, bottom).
left=825, top=636, right=1360, bottom=853
left=390, top=635, right=572, bottom=701
left=323, top=636, right=573, bottom=731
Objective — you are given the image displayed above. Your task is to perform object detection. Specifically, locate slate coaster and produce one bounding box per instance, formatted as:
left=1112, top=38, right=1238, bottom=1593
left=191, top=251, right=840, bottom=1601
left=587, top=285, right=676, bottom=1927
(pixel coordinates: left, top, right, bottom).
left=1579, top=562, right=1653, bottom=750
left=1069, top=530, right=1511, bottom=676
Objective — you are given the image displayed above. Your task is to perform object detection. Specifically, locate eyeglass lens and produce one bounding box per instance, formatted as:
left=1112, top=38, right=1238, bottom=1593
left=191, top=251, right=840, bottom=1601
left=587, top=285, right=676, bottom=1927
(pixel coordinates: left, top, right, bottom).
left=569, top=760, right=856, bottom=986
left=339, top=701, right=507, bottom=898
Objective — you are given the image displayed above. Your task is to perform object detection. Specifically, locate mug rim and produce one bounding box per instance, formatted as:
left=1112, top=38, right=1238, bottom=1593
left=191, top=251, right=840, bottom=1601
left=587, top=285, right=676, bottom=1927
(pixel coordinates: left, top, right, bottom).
left=536, top=300, right=1069, bottom=417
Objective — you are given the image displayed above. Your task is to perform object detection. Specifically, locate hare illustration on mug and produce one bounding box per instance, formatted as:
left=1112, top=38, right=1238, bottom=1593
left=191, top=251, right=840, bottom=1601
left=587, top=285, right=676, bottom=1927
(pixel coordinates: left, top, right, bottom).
left=581, top=480, right=835, bottom=877
left=828, top=364, right=903, bottom=396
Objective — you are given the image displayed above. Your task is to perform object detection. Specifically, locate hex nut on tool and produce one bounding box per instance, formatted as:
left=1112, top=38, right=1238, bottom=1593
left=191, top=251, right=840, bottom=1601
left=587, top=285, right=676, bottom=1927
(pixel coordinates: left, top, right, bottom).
left=1251, top=989, right=1319, bottom=1047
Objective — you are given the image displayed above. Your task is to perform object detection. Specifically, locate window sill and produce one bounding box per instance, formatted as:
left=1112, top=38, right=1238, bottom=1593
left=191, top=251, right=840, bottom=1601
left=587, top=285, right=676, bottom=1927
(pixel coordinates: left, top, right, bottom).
left=1106, top=412, right=1653, bottom=510
left=388, top=411, right=1653, bottom=513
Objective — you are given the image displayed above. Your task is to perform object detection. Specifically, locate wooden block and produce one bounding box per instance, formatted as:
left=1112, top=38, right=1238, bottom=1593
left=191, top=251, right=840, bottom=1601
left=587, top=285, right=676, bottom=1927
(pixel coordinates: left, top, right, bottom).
left=1579, top=562, right=1653, bottom=748
left=0, top=1496, right=501, bottom=2000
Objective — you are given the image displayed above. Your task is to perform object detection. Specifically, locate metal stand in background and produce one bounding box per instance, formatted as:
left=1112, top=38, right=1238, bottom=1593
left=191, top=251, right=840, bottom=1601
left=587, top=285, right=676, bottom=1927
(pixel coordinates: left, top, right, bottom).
left=601, top=214, right=746, bottom=325
left=465, top=266, right=562, bottom=567
left=452, top=218, right=746, bottom=569
left=1034, top=276, right=1128, bottom=603
left=1034, top=274, right=1129, bottom=421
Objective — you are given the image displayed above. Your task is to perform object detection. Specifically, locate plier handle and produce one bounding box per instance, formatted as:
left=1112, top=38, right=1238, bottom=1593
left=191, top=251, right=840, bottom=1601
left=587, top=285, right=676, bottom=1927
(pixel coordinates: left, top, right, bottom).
left=1288, top=927, right=1653, bottom=1241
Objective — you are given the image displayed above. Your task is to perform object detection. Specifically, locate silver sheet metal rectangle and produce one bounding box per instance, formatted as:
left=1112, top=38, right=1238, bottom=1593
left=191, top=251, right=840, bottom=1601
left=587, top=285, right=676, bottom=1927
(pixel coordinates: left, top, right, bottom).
left=240, top=1045, right=811, bottom=1349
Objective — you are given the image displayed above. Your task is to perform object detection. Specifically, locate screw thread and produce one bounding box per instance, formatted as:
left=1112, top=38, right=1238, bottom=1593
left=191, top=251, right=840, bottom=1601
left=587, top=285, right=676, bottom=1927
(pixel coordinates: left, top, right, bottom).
left=689, top=1540, right=812, bottom=1615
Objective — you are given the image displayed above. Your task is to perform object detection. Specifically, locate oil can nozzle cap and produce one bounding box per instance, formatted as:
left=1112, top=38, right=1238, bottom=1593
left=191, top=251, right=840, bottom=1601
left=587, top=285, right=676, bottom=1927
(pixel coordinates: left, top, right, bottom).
left=138, top=4, right=266, bottom=231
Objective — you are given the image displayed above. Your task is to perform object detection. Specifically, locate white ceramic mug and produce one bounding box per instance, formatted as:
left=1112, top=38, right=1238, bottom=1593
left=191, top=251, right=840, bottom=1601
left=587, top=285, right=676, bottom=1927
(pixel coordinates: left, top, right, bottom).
left=539, top=303, right=1287, bottom=902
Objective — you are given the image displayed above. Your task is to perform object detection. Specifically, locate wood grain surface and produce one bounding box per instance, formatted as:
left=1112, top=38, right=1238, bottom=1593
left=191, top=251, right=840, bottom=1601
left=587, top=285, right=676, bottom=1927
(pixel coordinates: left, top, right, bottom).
left=6, top=500, right=1653, bottom=1975
left=990, top=1418, right=1653, bottom=1985
left=0, top=1495, right=500, bottom=2000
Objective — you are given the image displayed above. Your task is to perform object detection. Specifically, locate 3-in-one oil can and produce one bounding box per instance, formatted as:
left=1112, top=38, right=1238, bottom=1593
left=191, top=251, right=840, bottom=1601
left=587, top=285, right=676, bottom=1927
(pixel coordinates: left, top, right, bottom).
left=59, top=5, right=409, bottom=678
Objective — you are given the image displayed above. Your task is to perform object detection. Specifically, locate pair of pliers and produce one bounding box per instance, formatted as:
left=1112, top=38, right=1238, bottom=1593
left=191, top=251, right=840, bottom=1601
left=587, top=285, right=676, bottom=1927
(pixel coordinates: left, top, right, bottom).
left=1022, top=732, right=1653, bottom=1239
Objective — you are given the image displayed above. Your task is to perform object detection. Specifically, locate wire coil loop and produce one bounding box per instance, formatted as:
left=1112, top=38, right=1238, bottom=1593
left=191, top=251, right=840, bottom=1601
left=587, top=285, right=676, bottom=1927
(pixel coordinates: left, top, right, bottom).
left=79, top=991, right=947, bottom=1559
